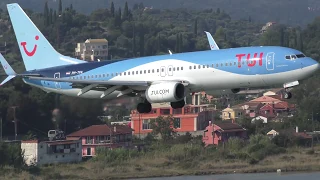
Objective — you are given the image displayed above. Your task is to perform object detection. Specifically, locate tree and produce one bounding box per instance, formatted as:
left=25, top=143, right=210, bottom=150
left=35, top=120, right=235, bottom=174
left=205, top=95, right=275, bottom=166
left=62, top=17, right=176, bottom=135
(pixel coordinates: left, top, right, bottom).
left=123, top=1, right=129, bottom=20
left=194, top=18, right=198, bottom=37
left=150, top=116, right=176, bottom=141
left=132, top=23, right=136, bottom=57
left=44, top=1, right=49, bottom=25
left=110, top=1, right=115, bottom=17
left=58, top=0, right=62, bottom=14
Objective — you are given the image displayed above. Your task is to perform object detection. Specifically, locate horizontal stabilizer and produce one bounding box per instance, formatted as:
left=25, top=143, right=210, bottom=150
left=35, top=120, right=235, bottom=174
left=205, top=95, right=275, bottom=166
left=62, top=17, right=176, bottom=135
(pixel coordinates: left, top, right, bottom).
left=0, top=75, right=16, bottom=86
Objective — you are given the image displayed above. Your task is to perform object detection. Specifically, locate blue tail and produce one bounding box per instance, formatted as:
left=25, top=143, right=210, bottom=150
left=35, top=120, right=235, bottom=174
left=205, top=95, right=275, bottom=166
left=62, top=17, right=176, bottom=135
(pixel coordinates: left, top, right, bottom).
left=7, top=3, right=86, bottom=71
left=204, top=31, right=220, bottom=50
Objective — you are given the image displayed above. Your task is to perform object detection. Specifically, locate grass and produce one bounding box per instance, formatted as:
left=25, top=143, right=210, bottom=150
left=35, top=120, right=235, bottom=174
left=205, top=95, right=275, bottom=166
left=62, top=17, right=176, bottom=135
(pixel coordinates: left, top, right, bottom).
left=1, top=143, right=320, bottom=180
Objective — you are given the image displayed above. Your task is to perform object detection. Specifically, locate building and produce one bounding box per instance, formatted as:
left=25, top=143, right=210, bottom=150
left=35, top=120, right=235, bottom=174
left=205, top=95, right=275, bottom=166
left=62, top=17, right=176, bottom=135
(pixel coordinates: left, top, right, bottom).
left=66, top=124, right=133, bottom=157
left=221, top=107, right=244, bottom=120
left=202, top=121, right=247, bottom=146
left=260, top=22, right=276, bottom=33
left=130, top=102, right=215, bottom=138
left=75, top=39, right=108, bottom=61
left=21, top=139, right=82, bottom=166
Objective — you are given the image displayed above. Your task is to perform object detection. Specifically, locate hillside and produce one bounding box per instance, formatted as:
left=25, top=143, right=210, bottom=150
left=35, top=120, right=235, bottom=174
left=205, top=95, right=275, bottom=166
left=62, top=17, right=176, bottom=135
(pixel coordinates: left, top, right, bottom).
left=0, top=0, right=320, bottom=26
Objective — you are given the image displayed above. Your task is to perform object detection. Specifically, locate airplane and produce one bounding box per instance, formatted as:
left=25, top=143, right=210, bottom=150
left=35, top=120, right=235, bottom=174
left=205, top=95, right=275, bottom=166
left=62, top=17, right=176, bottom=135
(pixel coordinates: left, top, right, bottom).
left=0, top=3, right=319, bottom=114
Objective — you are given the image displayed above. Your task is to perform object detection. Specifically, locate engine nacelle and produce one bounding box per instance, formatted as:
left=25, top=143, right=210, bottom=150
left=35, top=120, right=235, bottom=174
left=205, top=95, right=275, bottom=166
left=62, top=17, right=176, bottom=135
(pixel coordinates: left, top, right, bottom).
left=145, top=82, right=185, bottom=103
left=205, top=88, right=241, bottom=96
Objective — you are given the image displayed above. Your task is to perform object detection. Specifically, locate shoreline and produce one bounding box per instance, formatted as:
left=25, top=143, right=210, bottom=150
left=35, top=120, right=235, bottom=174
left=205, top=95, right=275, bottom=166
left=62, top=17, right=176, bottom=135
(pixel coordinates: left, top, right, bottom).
left=119, top=168, right=320, bottom=180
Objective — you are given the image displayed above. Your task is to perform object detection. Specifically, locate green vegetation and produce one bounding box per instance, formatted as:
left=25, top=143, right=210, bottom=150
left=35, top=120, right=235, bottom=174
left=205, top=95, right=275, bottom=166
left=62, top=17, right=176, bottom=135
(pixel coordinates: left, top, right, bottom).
left=2, top=133, right=320, bottom=179
left=1, top=0, right=320, bottom=26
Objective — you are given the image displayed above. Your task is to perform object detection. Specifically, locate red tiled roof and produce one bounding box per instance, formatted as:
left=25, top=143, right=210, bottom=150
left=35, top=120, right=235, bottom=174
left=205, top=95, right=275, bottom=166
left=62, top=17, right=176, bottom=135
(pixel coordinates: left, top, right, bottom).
left=67, top=124, right=133, bottom=137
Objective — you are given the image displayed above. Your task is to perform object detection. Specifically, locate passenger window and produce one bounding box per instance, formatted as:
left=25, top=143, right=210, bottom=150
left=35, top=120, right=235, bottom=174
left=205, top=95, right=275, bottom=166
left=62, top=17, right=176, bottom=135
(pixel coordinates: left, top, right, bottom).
left=177, top=67, right=179, bottom=71
left=189, top=66, right=192, bottom=69
left=161, top=68, right=164, bottom=72
left=144, top=70, right=146, bottom=74
left=136, top=71, right=138, bottom=74
left=84, top=76, right=86, bottom=79
left=194, top=65, right=196, bottom=69
left=173, top=67, right=175, bottom=71
left=207, top=65, right=209, bottom=68
left=181, top=67, right=183, bottom=70
left=152, top=69, right=154, bottom=73
left=234, top=62, right=236, bottom=65
left=103, top=74, right=105, bottom=77
left=91, top=75, right=94, bottom=78
left=216, top=64, right=218, bottom=67
left=230, top=62, right=232, bottom=66
left=132, top=71, right=134, bottom=75
left=88, top=76, right=90, bottom=79
left=115, top=73, right=118, bottom=76
left=225, top=63, right=228, bottom=66
left=124, top=72, right=126, bottom=75
left=157, top=69, right=159, bottom=72
left=221, top=63, right=223, bottom=67
left=140, top=71, right=142, bottom=74
left=203, top=65, right=205, bottom=68
left=169, top=68, right=171, bottom=71
left=198, top=65, right=201, bottom=69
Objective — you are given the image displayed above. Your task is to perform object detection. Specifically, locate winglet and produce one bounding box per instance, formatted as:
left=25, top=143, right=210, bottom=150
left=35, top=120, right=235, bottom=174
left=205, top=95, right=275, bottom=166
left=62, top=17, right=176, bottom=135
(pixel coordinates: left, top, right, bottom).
left=0, top=53, right=16, bottom=86
left=204, top=31, right=220, bottom=50
left=0, top=53, right=16, bottom=75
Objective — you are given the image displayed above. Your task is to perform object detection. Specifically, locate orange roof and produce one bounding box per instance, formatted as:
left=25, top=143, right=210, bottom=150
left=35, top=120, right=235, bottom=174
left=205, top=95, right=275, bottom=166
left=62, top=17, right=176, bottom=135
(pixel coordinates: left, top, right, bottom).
left=67, top=124, right=133, bottom=137
left=250, top=96, right=283, bottom=103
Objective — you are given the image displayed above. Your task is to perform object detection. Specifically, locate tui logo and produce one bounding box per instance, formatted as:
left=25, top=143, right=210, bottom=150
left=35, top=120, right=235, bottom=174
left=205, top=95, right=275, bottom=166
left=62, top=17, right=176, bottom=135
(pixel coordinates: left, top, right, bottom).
left=20, top=35, right=39, bottom=57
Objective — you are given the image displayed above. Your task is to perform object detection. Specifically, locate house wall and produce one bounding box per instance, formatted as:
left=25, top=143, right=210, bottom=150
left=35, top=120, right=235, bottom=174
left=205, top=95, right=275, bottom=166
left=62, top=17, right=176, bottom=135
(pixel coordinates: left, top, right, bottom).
left=21, top=142, right=38, bottom=166
left=21, top=140, right=82, bottom=166
left=37, top=141, right=82, bottom=166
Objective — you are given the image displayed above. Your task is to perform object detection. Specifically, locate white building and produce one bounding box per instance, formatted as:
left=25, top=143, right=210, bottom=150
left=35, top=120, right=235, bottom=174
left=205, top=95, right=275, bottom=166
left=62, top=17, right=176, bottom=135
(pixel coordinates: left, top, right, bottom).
left=21, top=139, right=82, bottom=166
left=75, top=39, right=108, bottom=61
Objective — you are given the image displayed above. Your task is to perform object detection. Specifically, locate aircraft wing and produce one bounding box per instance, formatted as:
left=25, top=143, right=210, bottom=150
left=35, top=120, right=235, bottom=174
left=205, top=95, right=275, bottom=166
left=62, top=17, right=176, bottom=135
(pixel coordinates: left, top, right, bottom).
left=26, top=76, right=189, bottom=98
left=27, top=76, right=151, bottom=86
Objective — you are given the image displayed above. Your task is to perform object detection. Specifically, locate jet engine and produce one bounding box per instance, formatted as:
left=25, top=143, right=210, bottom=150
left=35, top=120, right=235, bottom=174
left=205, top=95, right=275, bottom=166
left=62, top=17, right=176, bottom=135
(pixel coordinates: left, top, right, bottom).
left=145, top=82, right=185, bottom=103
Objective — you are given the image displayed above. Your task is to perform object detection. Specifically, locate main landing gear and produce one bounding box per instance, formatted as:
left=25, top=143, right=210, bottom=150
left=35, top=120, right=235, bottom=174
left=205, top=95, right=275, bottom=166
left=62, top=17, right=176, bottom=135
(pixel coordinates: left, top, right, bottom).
left=170, top=99, right=185, bottom=109
left=282, top=89, right=292, bottom=99
left=137, top=100, right=152, bottom=113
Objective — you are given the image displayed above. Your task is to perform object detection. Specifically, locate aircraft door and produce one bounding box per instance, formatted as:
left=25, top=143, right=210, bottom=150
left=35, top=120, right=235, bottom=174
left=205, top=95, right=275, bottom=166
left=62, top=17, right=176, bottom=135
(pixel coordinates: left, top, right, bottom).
left=167, top=65, right=173, bottom=76
left=54, top=72, right=61, bottom=89
left=160, top=66, right=166, bottom=77
left=266, top=52, right=275, bottom=70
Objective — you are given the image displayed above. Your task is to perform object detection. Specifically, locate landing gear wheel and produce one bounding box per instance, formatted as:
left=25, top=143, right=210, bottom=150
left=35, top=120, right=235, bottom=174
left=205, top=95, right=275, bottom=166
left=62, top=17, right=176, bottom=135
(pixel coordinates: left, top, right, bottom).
left=283, top=91, right=292, bottom=99
left=170, top=99, right=185, bottom=109
left=137, top=102, right=152, bottom=113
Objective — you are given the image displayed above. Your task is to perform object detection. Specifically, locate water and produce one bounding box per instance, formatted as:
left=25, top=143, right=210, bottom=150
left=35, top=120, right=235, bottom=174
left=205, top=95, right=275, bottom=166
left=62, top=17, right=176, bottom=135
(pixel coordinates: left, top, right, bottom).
left=130, top=172, right=320, bottom=180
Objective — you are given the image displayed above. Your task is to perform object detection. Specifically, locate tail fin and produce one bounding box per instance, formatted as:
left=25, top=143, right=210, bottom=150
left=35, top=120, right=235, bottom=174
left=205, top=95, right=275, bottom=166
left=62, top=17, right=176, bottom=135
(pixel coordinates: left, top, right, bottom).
left=204, top=31, right=220, bottom=50
left=7, top=3, right=85, bottom=71
left=0, top=53, right=16, bottom=86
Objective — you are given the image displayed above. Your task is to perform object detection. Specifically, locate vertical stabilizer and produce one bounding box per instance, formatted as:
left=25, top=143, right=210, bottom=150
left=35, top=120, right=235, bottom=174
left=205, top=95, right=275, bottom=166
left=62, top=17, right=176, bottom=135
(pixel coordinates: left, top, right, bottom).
left=7, top=3, right=85, bottom=71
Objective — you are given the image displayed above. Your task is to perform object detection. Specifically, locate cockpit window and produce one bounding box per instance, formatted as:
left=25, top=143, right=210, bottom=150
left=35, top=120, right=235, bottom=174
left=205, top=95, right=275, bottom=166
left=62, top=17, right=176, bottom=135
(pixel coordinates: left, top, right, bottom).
left=285, top=55, right=291, bottom=60
left=296, top=54, right=306, bottom=58
left=290, top=55, right=297, bottom=60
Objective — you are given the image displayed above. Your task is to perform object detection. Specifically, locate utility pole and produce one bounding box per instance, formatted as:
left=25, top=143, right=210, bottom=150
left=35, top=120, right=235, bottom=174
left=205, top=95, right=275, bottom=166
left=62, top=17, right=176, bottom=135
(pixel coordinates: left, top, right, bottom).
left=0, top=117, right=2, bottom=141
left=11, top=106, right=18, bottom=140
left=312, top=110, right=314, bottom=150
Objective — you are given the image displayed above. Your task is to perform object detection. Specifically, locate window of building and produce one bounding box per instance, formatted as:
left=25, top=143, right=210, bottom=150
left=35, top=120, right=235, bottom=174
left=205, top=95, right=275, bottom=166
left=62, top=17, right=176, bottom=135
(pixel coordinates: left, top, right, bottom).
left=142, top=119, right=152, bottom=130
left=160, top=109, right=170, bottom=115
left=173, top=118, right=181, bottom=128
left=172, top=108, right=182, bottom=114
